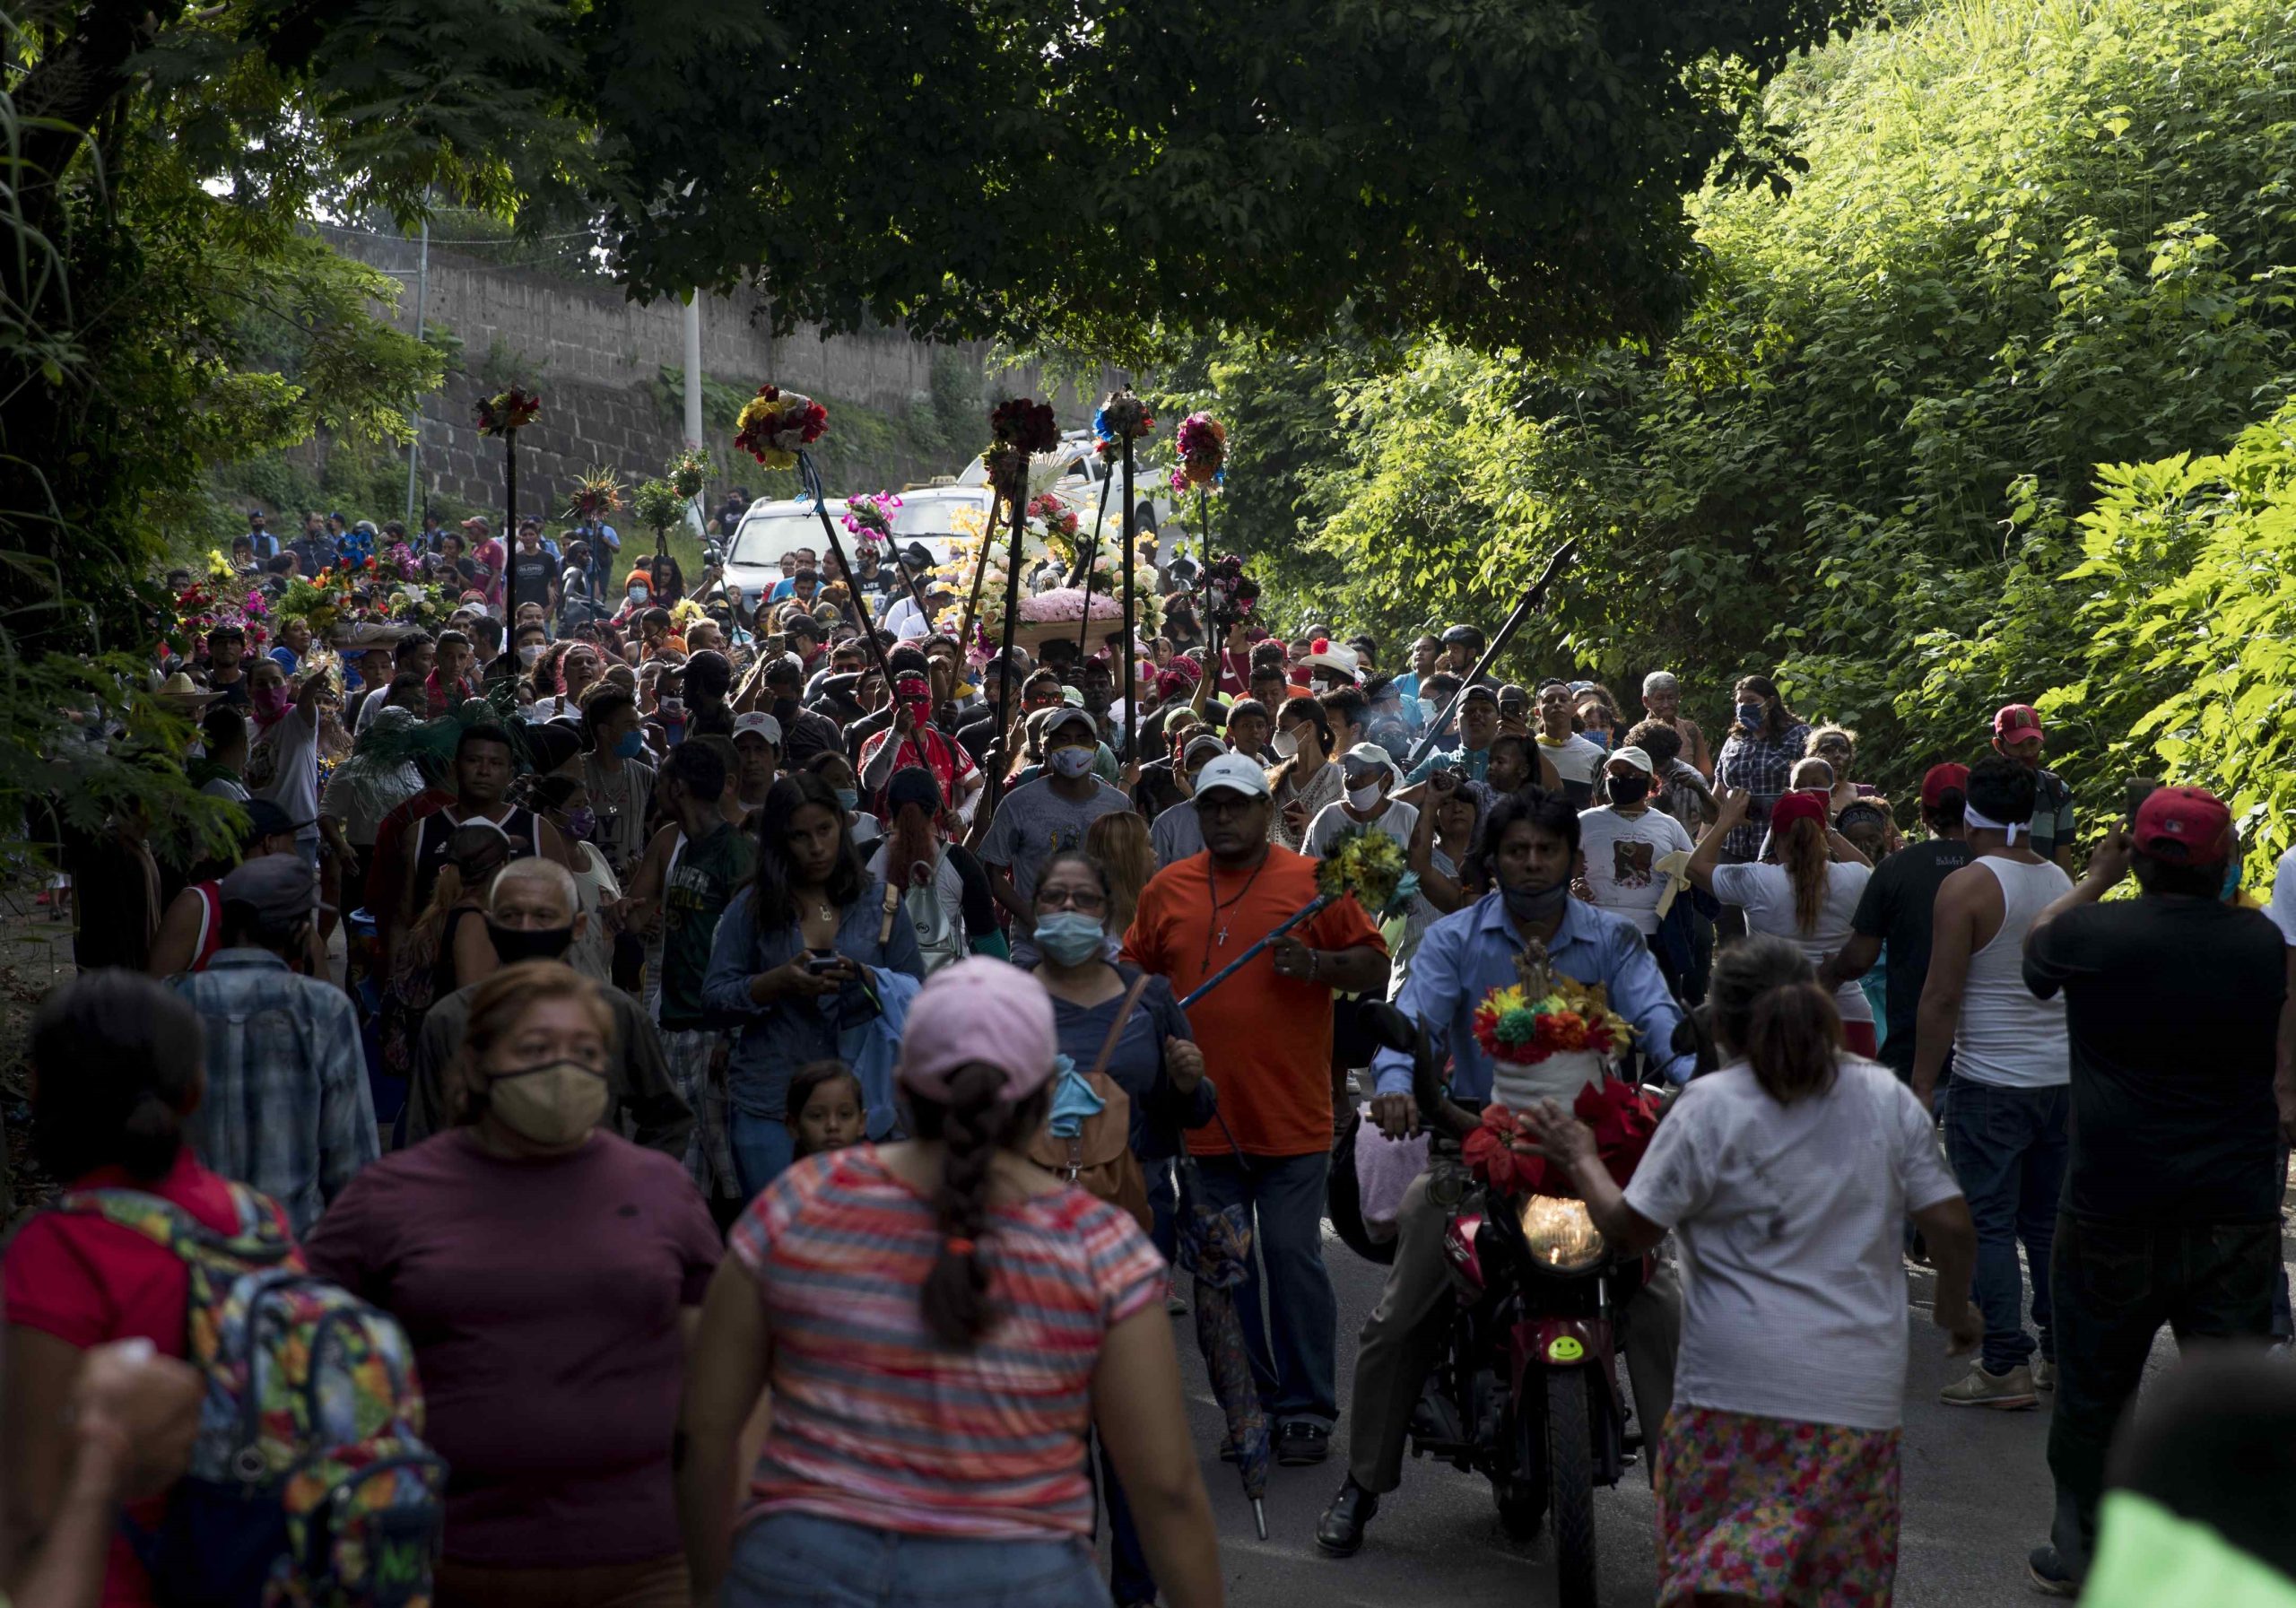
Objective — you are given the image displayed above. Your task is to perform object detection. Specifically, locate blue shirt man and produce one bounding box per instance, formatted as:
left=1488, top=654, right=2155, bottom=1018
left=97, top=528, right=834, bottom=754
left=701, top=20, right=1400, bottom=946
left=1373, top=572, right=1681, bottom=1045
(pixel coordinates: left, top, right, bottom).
left=1372, top=890, right=1694, bottom=1098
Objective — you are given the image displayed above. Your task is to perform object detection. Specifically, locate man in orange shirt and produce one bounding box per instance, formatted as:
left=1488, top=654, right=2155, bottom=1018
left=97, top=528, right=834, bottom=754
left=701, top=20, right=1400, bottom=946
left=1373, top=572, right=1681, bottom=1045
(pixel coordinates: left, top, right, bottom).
left=1124, top=752, right=1389, bottom=1466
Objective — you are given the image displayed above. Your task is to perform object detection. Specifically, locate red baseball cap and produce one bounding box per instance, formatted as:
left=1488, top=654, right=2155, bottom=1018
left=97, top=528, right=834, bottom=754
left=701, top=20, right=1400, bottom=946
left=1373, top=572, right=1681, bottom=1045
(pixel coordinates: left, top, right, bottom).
left=1920, top=762, right=1970, bottom=811
left=1768, top=789, right=1831, bottom=835
left=2132, top=787, right=2232, bottom=865
left=1994, top=704, right=2045, bottom=743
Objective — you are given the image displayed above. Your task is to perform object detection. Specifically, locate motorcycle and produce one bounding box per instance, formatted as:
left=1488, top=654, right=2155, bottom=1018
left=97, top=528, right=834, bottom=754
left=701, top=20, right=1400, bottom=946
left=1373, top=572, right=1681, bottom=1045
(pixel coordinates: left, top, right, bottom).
left=1337, top=1002, right=1653, bottom=1608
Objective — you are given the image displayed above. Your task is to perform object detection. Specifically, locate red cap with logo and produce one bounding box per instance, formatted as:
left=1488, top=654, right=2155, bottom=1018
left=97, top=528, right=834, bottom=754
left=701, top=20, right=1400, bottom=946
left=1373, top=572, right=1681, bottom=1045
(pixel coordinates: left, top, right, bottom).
left=1920, top=762, right=1970, bottom=811
left=1994, top=704, right=2044, bottom=743
left=2132, top=786, right=2232, bottom=865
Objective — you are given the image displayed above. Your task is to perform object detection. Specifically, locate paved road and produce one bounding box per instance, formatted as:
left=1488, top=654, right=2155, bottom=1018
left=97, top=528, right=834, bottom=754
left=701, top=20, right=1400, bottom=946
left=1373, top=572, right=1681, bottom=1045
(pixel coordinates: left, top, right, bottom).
left=1154, top=1222, right=2069, bottom=1608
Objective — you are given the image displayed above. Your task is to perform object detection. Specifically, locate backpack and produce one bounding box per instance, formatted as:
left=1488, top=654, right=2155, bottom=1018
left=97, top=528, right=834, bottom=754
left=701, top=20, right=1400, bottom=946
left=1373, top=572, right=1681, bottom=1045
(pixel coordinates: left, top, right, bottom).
left=1028, top=974, right=1153, bottom=1232
left=50, top=1184, right=446, bottom=1608
left=878, top=863, right=964, bottom=976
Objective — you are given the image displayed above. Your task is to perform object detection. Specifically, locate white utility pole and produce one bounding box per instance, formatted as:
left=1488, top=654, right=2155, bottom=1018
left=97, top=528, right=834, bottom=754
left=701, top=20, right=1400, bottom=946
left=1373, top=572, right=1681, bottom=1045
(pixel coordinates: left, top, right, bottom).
left=683, top=292, right=706, bottom=533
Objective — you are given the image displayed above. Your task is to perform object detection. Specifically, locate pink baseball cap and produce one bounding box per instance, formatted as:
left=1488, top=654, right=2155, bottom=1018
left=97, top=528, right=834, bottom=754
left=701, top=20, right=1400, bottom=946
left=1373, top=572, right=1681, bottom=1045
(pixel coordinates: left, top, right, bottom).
left=894, top=958, right=1059, bottom=1103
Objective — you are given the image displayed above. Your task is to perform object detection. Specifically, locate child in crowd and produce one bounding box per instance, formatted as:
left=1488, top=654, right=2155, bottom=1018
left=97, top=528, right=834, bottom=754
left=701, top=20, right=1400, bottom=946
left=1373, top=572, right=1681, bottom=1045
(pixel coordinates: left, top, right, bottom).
left=787, top=1060, right=867, bottom=1159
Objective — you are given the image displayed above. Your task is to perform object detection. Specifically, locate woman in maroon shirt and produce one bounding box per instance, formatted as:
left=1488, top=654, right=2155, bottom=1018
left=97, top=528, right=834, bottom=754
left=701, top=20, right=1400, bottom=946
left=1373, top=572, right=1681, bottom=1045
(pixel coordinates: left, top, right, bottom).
left=305, top=961, right=719, bottom=1608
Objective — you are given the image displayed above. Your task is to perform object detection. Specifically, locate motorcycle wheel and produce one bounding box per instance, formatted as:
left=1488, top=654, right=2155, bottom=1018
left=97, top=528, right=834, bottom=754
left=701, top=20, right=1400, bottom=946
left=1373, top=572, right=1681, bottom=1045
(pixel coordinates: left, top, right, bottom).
left=1546, top=1369, right=1597, bottom=1608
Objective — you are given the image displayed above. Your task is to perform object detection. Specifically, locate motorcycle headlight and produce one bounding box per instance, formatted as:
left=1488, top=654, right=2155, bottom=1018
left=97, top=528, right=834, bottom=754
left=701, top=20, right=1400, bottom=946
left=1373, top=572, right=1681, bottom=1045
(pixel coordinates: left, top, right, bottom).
left=1518, top=1195, right=1606, bottom=1273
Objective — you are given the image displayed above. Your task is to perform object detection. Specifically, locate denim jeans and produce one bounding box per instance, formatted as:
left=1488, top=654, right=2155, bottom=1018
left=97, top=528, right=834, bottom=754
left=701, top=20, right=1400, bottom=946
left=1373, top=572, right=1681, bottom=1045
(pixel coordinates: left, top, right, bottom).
left=2047, top=1213, right=2277, bottom=1578
left=1189, top=1151, right=1338, bottom=1429
left=724, top=1512, right=1110, bottom=1607
left=1943, top=1079, right=2068, bottom=1374
left=731, top=1109, right=797, bottom=1202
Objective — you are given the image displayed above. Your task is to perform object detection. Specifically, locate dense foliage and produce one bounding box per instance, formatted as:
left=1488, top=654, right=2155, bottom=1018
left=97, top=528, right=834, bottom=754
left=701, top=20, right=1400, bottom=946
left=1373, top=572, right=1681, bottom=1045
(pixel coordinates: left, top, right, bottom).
left=1226, top=0, right=2296, bottom=842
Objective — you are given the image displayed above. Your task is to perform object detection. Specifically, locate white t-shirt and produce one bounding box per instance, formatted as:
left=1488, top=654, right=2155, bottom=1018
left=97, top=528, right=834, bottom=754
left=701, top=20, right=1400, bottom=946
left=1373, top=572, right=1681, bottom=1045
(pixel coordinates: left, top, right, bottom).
left=1710, top=860, right=1874, bottom=1023
left=1304, top=797, right=1420, bottom=860
left=197, top=775, right=249, bottom=805
left=1538, top=733, right=1607, bottom=787
left=1625, top=1059, right=1962, bottom=1431
left=1577, top=805, right=1694, bottom=935
left=566, top=844, right=622, bottom=986
left=2266, top=846, right=2296, bottom=946
left=245, top=704, right=320, bottom=841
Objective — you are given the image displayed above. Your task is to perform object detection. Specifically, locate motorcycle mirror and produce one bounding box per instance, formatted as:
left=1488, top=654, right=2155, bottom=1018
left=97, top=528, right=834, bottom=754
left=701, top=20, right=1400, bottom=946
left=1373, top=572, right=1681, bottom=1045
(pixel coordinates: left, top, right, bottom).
left=1361, top=1001, right=1417, bottom=1056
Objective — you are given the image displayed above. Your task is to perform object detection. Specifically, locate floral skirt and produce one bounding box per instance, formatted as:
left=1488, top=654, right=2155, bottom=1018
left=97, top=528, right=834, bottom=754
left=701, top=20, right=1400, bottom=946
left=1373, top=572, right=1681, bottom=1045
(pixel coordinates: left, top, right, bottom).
left=1655, top=1405, right=1900, bottom=1607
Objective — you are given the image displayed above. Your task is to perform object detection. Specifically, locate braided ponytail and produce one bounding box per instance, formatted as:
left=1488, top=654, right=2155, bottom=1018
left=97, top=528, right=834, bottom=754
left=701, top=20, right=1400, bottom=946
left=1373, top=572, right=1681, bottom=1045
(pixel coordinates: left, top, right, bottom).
left=910, top=1061, right=1053, bottom=1347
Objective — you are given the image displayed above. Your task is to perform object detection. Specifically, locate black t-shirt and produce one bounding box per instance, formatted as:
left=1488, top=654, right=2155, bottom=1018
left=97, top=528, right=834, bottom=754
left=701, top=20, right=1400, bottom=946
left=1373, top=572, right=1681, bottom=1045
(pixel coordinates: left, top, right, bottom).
left=1850, top=836, right=1972, bottom=1072
left=509, top=548, right=553, bottom=611
left=2024, top=896, right=2285, bottom=1223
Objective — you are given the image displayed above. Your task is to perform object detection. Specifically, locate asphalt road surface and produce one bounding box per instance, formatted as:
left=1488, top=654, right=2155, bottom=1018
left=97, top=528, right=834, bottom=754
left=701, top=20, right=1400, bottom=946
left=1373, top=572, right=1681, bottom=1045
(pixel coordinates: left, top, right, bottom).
left=1147, top=1213, right=2238, bottom=1608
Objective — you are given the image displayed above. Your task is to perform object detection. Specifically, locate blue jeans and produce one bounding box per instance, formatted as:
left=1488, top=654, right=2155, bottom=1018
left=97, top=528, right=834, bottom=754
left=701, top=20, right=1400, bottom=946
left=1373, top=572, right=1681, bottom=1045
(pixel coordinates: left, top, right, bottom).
left=1189, top=1151, right=1338, bottom=1429
left=1943, top=1080, right=2068, bottom=1374
left=731, top=1110, right=797, bottom=1201
left=725, top=1512, right=1109, bottom=1607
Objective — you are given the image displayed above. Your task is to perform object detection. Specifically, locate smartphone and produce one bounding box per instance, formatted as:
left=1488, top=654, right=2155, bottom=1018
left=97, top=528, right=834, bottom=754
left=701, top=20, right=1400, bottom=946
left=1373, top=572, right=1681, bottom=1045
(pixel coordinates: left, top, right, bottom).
left=804, top=951, right=843, bottom=976
left=2124, top=777, right=2161, bottom=824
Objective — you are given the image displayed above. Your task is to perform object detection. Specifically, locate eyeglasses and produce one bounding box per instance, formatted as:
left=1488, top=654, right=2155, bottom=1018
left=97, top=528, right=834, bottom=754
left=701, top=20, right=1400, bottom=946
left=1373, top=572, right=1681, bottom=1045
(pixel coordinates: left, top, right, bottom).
left=1036, top=888, right=1109, bottom=914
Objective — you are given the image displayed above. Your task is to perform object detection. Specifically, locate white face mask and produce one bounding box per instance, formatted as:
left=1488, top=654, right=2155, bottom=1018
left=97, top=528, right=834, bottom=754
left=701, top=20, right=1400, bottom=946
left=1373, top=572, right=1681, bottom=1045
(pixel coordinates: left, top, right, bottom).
left=1345, top=778, right=1385, bottom=812
left=517, top=644, right=543, bottom=666
left=1273, top=729, right=1300, bottom=761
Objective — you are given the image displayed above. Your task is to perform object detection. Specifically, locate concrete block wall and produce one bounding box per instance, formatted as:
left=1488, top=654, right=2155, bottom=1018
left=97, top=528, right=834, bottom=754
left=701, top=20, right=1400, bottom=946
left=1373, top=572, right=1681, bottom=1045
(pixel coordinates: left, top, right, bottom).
left=312, top=222, right=1112, bottom=517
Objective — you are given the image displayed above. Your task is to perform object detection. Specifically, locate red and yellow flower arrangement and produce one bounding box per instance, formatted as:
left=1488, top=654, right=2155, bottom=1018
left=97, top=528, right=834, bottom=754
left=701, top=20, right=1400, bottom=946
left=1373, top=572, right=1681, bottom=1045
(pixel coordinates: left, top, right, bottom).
left=733, top=386, right=830, bottom=469
left=474, top=387, right=540, bottom=437
left=1471, top=976, right=1630, bottom=1066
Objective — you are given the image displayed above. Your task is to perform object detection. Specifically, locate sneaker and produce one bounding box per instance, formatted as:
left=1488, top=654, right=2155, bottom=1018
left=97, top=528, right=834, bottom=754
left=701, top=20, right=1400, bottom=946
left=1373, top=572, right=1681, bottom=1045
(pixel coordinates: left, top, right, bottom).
left=1277, top=1421, right=1331, bottom=1466
left=1939, top=1362, right=2039, bottom=1410
left=2028, top=1543, right=2077, bottom=1596
left=2032, top=1358, right=2057, bottom=1392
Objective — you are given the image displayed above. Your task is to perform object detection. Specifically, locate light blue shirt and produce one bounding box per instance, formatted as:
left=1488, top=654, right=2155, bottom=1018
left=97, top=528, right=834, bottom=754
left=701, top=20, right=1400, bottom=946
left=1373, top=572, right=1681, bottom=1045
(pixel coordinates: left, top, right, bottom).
left=174, top=950, right=378, bottom=1234
left=1371, top=891, right=1694, bottom=1100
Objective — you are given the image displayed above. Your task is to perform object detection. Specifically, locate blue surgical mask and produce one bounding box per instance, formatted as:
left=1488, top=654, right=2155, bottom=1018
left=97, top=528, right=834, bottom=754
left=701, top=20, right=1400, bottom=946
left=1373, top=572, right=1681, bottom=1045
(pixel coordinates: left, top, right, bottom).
left=2221, top=859, right=2242, bottom=902
left=613, top=730, right=645, bottom=761
left=1032, top=911, right=1107, bottom=966
left=1735, top=702, right=1766, bottom=727
left=836, top=787, right=860, bottom=812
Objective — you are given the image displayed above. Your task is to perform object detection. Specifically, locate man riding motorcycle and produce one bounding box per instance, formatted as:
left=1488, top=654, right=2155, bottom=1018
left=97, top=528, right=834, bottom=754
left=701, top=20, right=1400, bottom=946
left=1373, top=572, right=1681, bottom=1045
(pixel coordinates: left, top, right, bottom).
left=1318, top=786, right=1692, bottom=1554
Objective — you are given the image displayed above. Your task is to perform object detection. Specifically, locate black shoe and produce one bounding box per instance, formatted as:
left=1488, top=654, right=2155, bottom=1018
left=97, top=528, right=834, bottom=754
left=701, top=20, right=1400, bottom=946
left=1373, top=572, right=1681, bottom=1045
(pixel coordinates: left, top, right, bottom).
left=1315, top=1477, right=1378, bottom=1555
left=1278, top=1421, right=1331, bottom=1466
left=2028, top=1543, right=2077, bottom=1597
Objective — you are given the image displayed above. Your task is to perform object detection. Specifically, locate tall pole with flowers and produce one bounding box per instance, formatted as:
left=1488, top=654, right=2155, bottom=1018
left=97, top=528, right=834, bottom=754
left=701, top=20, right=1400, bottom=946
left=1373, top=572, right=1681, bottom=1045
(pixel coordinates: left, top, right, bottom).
left=1077, top=394, right=1152, bottom=663
left=1175, top=407, right=1229, bottom=584
left=474, top=387, right=540, bottom=538
left=978, top=397, right=1063, bottom=819
left=1100, top=389, right=1155, bottom=760
left=730, top=384, right=902, bottom=703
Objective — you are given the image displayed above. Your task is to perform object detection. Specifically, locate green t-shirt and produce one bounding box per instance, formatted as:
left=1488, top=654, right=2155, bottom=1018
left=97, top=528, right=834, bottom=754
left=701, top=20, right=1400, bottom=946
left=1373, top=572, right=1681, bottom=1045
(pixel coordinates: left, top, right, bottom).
left=659, top=821, right=756, bottom=1030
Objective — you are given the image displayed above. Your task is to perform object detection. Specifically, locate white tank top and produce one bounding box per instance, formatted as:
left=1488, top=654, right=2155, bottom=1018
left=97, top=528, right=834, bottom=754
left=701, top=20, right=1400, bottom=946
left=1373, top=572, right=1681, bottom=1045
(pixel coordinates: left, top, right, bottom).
left=1953, top=855, right=2074, bottom=1089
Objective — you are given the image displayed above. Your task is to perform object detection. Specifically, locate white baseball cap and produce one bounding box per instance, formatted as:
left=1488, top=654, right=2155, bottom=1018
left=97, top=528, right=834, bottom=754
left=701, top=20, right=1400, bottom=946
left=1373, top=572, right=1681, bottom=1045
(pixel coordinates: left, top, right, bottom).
left=1193, top=752, right=1272, bottom=801
left=731, top=712, right=782, bottom=747
left=1607, top=744, right=1655, bottom=776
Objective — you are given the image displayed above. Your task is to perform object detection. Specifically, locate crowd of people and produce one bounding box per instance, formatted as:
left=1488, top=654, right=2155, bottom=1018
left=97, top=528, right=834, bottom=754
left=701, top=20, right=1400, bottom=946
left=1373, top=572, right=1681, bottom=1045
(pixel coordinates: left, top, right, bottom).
left=6, top=489, right=2292, bottom=1608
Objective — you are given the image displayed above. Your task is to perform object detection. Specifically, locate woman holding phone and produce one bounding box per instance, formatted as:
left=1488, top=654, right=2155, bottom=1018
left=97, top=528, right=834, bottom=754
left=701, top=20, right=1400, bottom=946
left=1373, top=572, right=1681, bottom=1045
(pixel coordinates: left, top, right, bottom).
left=703, top=772, right=926, bottom=1196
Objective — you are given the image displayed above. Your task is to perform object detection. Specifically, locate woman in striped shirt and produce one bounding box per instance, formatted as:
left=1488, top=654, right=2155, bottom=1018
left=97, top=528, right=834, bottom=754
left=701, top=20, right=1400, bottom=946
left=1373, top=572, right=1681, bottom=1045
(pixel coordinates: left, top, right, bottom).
left=675, top=959, right=1225, bottom=1608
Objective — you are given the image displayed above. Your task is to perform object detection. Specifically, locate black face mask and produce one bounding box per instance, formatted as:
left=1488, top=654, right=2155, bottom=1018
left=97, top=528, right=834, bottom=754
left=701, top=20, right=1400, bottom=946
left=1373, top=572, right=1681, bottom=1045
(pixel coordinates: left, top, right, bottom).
left=771, top=696, right=799, bottom=723
left=1605, top=774, right=1652, bottom=807
left=485, top=920, right=575, bottom=964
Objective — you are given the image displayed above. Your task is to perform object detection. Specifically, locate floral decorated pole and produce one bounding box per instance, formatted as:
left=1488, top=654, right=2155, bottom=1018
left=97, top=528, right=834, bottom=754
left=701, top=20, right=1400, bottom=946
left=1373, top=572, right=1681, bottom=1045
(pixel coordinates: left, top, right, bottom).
left=1179, top=825, right=1420, bottom=1010
left=730, top=384, right=904, bottom=699
left=977, top=398, right=1063, bottom=818
left=845, top=490, right=929, bottom=621
left=1099, top=388, right=1156, bottom=759
left=1175, top=410, right=1228, bottom=565
left=474, top=387, right=541, bottom=538
left=1190, top=552, right=1262, bottom=713
left=1069, top=395, right=1148, bottom=648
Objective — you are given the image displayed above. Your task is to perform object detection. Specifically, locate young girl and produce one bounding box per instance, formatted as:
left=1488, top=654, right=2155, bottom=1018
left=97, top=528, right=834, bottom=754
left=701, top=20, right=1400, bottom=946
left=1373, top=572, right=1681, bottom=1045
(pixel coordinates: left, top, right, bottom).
left=787, top=1060, right=867, bottom=1159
